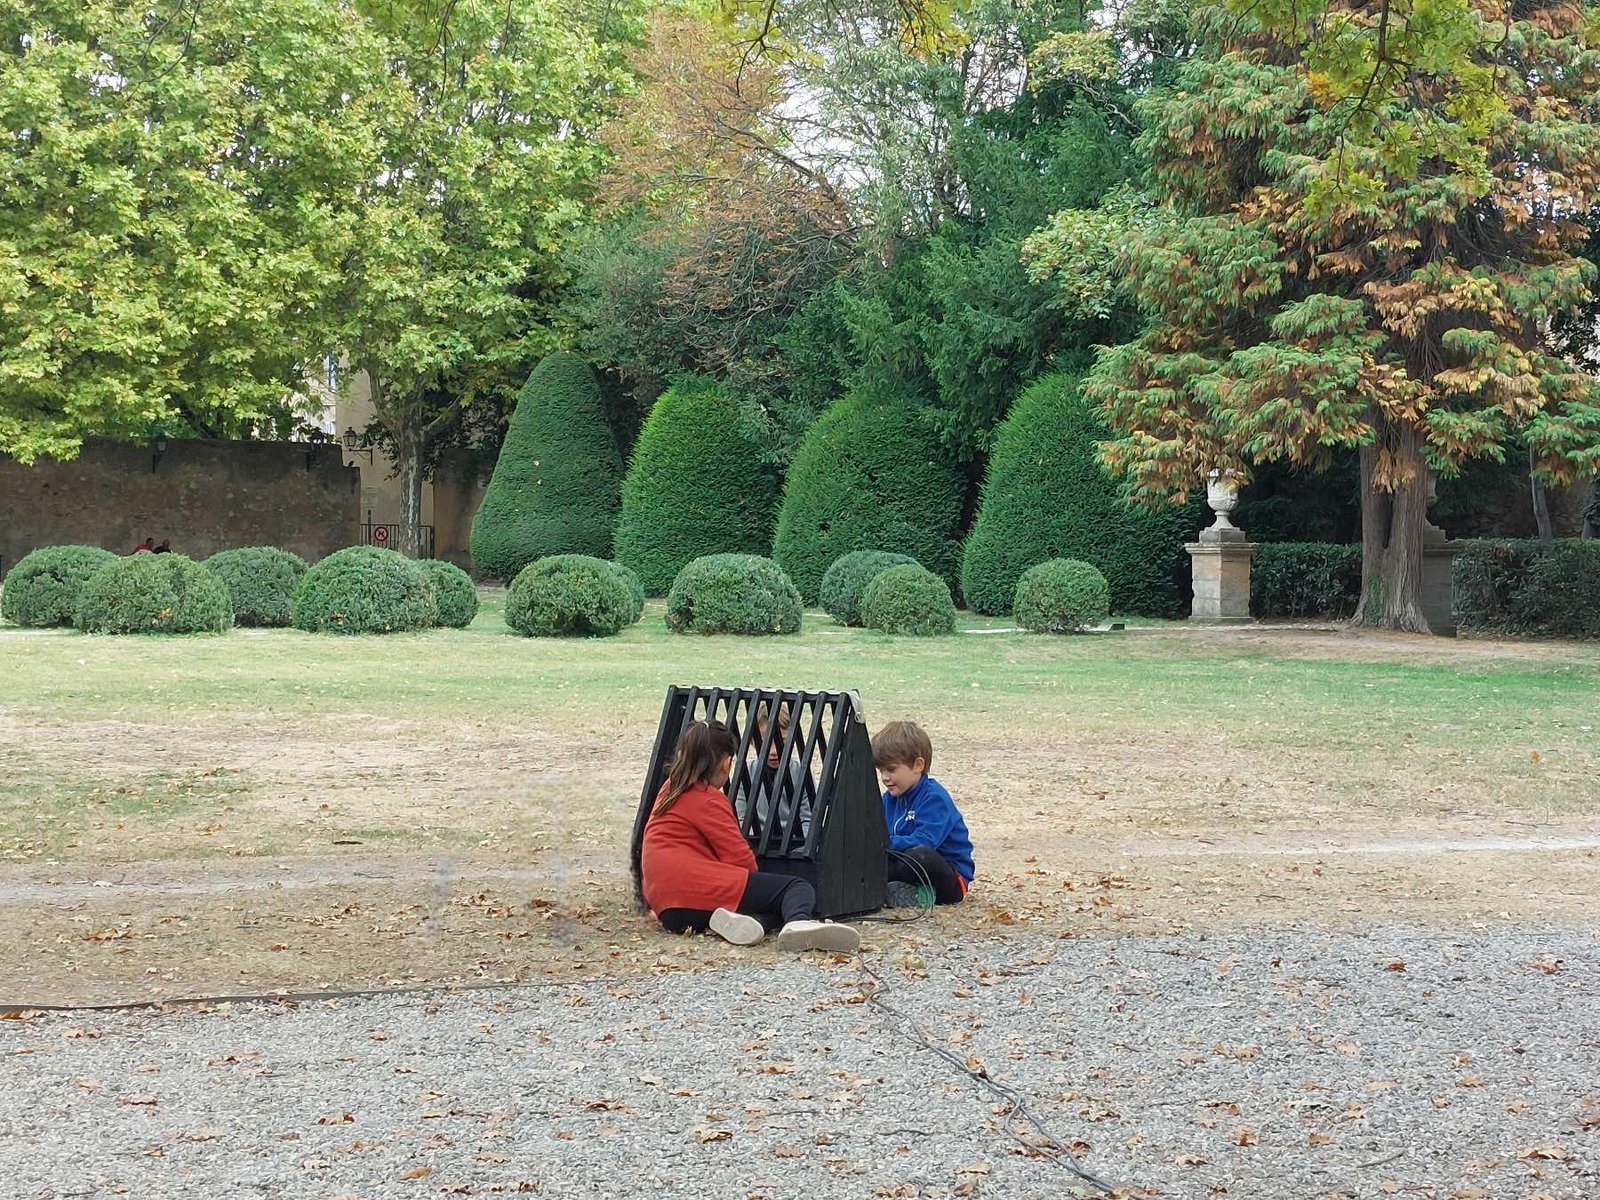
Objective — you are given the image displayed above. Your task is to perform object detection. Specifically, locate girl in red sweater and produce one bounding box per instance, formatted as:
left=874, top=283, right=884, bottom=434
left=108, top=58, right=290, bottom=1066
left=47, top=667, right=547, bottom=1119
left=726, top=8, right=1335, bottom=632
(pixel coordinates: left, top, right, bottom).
left=637, top=720, right=860, bottom=953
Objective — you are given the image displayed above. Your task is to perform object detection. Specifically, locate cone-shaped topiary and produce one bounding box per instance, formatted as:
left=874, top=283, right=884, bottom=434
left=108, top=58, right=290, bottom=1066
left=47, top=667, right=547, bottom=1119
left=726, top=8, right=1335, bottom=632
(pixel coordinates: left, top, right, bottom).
left=292, top=546, right=437, bottom=634
left=74, top=554, right=234, bottom=635
left=860, top=563, right=957, bottom=636
left=819, top=550, right=918, bottom=626
left=1014, top=559, right=1109, bottom=633
left=613, top=375, right=781, bottom=595
left=773, top=392, right=965, bottom=604
left=1, top=545, right=118, bottom=627
left=203, top=547, right=308, bottom=627
left=505, top=554, right=633, bottom=637
left=418, top=560, right=479, bottom=628
left=961, top=373, right=1205, bottom=617
left=470, top=353, right=623, bottom=581
left=665, top=554, right=802, bottom=635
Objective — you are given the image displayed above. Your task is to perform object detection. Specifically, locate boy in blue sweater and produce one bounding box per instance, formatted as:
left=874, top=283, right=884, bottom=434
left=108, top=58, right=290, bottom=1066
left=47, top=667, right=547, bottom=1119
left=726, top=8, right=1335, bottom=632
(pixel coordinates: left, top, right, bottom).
left=872, top=720, right=974, bottom=906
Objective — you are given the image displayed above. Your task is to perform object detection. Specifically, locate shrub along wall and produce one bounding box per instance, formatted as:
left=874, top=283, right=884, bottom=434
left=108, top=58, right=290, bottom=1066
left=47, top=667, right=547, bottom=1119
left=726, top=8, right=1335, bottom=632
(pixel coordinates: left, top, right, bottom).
left=470, top=353, right=624, bottom=581
left=1454, top=539, right=1600, bottom=637
left=613, top=375, right=781, bottom=594
left=773, top=393, right=965, bottom=605
left=961, top=373, right=1205, bottom=617
left=203, top=546, right=307, bottom=627
left=1250, top=543, right=1363, bottom=620
left=0, top=545, right=119, bottom=627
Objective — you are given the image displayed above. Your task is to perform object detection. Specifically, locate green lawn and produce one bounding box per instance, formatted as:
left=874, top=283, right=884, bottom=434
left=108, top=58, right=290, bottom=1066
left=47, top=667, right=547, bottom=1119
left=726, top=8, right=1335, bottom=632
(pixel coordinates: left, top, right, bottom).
left=3, top=595, right=1597, bottom=868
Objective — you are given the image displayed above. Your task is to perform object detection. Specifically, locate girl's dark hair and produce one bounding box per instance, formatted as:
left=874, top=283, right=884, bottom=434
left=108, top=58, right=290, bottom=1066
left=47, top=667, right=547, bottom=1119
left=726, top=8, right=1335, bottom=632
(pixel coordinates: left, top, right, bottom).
left=656, top=720, right=738, bottom=816
left=631, top=720, right=739, bottom=909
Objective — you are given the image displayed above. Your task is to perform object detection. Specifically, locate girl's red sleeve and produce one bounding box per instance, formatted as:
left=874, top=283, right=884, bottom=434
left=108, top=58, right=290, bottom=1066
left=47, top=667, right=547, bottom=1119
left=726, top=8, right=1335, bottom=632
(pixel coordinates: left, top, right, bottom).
left=698, top=789, right=758, bottom=872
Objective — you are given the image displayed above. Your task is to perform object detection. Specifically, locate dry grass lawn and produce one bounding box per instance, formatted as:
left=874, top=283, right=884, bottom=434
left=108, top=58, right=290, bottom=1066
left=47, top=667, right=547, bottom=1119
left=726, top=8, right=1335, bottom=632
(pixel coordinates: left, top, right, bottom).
left=2, top=593, right=1597, bottom=1005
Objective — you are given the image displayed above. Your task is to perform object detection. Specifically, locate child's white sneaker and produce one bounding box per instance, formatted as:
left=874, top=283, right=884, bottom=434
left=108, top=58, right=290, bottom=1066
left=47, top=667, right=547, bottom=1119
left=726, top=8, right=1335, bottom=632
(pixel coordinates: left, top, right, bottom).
left=709, top=908, right=765, bottom=946
left=776, top=919, right=860, bottom=954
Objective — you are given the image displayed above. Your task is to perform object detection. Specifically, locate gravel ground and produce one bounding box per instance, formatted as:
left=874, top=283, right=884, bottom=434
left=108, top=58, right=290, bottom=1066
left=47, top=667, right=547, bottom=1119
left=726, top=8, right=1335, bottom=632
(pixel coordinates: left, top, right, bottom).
left=3, top=927, right=1596, bottom=1200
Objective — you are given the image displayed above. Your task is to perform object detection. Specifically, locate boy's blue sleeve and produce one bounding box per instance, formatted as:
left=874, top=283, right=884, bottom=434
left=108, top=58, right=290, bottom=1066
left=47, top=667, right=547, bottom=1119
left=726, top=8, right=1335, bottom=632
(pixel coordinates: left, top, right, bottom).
left=886, top=786, right=958, bottom=854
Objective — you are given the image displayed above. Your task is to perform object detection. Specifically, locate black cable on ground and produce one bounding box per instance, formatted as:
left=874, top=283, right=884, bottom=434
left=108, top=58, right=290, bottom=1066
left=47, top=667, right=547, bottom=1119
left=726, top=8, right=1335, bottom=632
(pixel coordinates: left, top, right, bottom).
left=851, top=851, right=1126, bottom=1197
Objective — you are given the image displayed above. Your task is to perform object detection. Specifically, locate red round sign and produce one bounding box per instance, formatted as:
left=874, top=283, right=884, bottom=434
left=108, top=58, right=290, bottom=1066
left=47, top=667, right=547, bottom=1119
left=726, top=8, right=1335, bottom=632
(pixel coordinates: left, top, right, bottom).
left=372, top=525, right=389, bottom=545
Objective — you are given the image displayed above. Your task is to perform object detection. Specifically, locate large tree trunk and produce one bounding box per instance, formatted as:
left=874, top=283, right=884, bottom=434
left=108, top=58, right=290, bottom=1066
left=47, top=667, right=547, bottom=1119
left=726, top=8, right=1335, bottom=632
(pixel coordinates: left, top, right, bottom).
left=1352, top=432, right=1432, bottom=633
left=1529, top=443, right=1555, bottom=544
left=397, top=430, right=426, bottom=558
left=1584, top=474, right=1599, bottom=539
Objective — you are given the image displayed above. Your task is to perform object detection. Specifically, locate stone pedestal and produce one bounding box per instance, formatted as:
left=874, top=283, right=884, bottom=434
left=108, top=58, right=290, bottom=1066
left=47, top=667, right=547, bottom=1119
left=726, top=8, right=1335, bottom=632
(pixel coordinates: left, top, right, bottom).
left=1187, top=468, right=1256, bottom=622
left=1187, top=539, right=1257, bottom=622
left=1421, top=531, right=1463, bottom=637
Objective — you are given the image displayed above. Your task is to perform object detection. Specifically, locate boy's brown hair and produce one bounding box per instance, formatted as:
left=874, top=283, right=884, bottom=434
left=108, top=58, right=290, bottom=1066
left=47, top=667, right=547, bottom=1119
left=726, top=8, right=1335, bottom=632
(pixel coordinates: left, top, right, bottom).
left=871, top=720, right=933, bottom=770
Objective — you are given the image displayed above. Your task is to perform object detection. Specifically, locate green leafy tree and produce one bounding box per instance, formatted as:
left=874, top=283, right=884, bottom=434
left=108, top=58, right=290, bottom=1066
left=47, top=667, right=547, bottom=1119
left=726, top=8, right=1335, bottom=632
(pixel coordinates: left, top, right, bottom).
left=1, top=0, right=388, bottom=461
left=340, top=0, right=637, bottom=554
left=470, top=354, right=624, bottom=581
left=1029, top=1, right=1600, bottom=630
left=613, top=375, right=782, bottom=594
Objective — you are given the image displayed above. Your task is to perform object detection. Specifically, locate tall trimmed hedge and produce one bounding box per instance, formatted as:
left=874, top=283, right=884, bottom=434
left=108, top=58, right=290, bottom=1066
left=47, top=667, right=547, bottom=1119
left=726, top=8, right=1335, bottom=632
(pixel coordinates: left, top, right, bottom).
left=613, top=375, right=781, bottom=594
left=1, top=545, right=118, bottom=627
left=961, top=373, right=1205, bottom=617
left=773, top=393, right=965, bottom=605
left=470, top=353, right=623, bottom=581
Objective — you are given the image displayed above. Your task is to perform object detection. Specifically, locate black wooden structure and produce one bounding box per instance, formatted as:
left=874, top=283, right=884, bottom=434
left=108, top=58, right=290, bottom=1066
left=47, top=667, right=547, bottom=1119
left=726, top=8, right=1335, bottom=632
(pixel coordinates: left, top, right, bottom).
left=630, top=686, right=887, bottom=919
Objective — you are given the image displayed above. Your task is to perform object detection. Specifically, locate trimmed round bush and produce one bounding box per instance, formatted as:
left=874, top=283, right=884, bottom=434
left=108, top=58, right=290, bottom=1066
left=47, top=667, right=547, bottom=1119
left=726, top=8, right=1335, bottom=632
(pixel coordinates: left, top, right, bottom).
left=292, top=546, right=437, bottom=634
left=470, top=353, right=624, bottom=581
left=74, top=554, right=234, bottom=635
left=505, top=554, right=633, bottom=637
left=1013, top=559, right=1110, bottom=633
left=614, top=375, right=782, bottom=594
left=1, top=545, right=118, bottom=627
left=773, top=392, right=965, bottom=604
left=665, top=554, right=802, bottom=636
left=607, top=560, right=646, bottom=625
left=819, top=550, right=917, bottom=626
left=418, top=560, right=479, bottom=628
left=859, top=563, right=957, bottom=636
left=203, top=547, right=307, bottom=627
left=961, top=373, right=1206, bottom=617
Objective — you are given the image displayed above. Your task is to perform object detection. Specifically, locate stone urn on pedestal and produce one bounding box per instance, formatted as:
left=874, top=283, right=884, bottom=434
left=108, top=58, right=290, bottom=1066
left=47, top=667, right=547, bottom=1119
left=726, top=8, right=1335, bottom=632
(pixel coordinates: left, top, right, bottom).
left=1187, top=468, right=1256, bottom=622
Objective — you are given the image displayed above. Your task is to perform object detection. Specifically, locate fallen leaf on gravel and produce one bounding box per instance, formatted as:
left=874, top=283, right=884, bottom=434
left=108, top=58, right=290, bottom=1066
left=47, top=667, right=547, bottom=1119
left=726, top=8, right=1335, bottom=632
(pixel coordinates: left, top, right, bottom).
left=438, top=1185, right=473, bottom=1195
left=1174, top=1153, right=1208, bottom=1166
left=1334, top=1041, right=1361, bottom=1055
left=122, top=1094, right=157, bottom=1106
left=953, top=1183, right=979, bottom=1198
left=400, top=1167, right=432, bottom=1181
left=772, top=1146, right=802, bottom=1159
left=317, top=1113, right=354, bottom=1125
left=1505, top=1099, right=1528, bottom=1113
left=1379, top=1183, right=1399, bottom=1194
left=955, top=1162, right=991, bottom=1175
left=476, top=1153, right=509, bottom=1163
left=695, top=1128, right=732, bottom=1143
left=1527, top=957, right=1563, bottom=975
left=1448, top=1189, right=1488, bottom=1199
left=1457, top=1076, right=1485, bottom=1088
left=1516, top=1145, right=1568, bottom=1161
left=1230, top=1127, right=1257, bottom=1147
left=1580, top=1112, right=1600, bottom=1131
left=1308, top=1132, right=1334, bottom=1146
left=637, top=1073, right=662, bottom=1086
